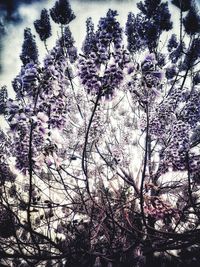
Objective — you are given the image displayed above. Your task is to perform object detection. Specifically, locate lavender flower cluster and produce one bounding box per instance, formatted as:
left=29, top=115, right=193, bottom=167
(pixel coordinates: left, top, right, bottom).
left=149, top=87, right=183, bottom=138
left=128, top=53, right=164, bottom=106
left=181, top=88, right=200, bottom=128
left=7, top=39, right=75, bottom=173
left=34, top=9, right=52, bottom=42
left=79, top=9, right=130, bottom=98
left=144, top=196, right=178, bottom=221
left=162, top=120, right=190, bottom=172
left=126, top=0, right=172, bottom=53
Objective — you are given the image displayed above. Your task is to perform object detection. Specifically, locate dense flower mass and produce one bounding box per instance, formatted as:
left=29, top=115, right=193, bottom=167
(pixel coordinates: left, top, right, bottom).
left=182, top=38, right=200, bottom=70
left=126, top=0, right=172, bottom=52
left=165, top=120, right=190, bottom=171
left=58, top=26, right=78, bottom=62
left=0, top=129, right=16, bottom=184
left=183, top=3, right=200, bottom=35
left=82, top=17, right=96, bottom=56
left=165, top=65, right=177, bottom=80
left=50, top=0, right=75, bottom=25
left=20, top=28, right=39, bottom=66
left=96, top=9, right=123, bottom=51
left=167, top=34, right=178, bottom=52
left=171, top=0, right=192, bottom=11
left=0, top=0, right=200, bottom=266
left=79, top=9, right=131, bottom=98
left=125, top=12, right=145, bottom=53
left=0, top=86, right=8, bottom=114
left=34, top=9, right=52, bottom=42
left=8, top=31, right=78, bottom=173
left=181, top=88, right=200, bottom=127
left=144, top=196, right=179, bottom=221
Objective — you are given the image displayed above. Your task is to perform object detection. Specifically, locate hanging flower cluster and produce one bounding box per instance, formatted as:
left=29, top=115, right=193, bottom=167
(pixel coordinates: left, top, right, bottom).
left=0, top=86, right=8, bottom=115
left=128, top=53, right=164, bottom=108
left=50, top=0, right=75, bottom=25
left=149, top=85, right=185, bottom=139
left=144, top=196, right=179, bottom=221
left=7, top=39, right=77, bottom=173
left=20, top=28, right=39, bottom=66
left=162, top=120, right=190, bottom=172
left=141, top=54, right=164, bottom=90
left=181, top=87, right=200, bottom=128
left=82, top=17, right=96, bottom=56
left=34, top=8, right=52, bottom=42
left=79, top=9, right=130, bottom=99
left=126, top=0, right=172, bottom=53
left=57, top=26, right=77, bottom=63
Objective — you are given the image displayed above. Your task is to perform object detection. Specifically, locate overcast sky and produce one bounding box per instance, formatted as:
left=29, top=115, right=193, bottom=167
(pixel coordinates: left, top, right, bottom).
left=0, top=0, right=183, bottom=96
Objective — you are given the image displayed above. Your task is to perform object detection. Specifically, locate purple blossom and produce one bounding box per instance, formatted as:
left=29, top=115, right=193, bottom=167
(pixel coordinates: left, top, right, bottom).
left=0, top=86, right=8, bottom=115
left=183, top=3, right=200, bottom=35
left=166, top=65, right=177, bottom=80
left=50, top=0, right=75, bottom=25
left=167, top=34, right=178, bottom=52
left=79, top=9, right=129, bottom=98
left=20, top=28, right=39, bottom=66
left=34, top=9, right=52, bottom=42
left=82, top=17, right=96, bottom=55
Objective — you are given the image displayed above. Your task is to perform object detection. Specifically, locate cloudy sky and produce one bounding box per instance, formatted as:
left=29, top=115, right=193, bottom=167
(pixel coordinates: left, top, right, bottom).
left=0, top=0, right=184, bottom=96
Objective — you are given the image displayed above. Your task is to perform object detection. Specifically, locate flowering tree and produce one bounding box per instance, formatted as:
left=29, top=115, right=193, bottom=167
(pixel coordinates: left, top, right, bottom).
left=0, top=0, right=200, bottom=266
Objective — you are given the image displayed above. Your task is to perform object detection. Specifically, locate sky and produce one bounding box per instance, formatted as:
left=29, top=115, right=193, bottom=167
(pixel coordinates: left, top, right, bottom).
left=0, top=0, right=188, bottom=96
